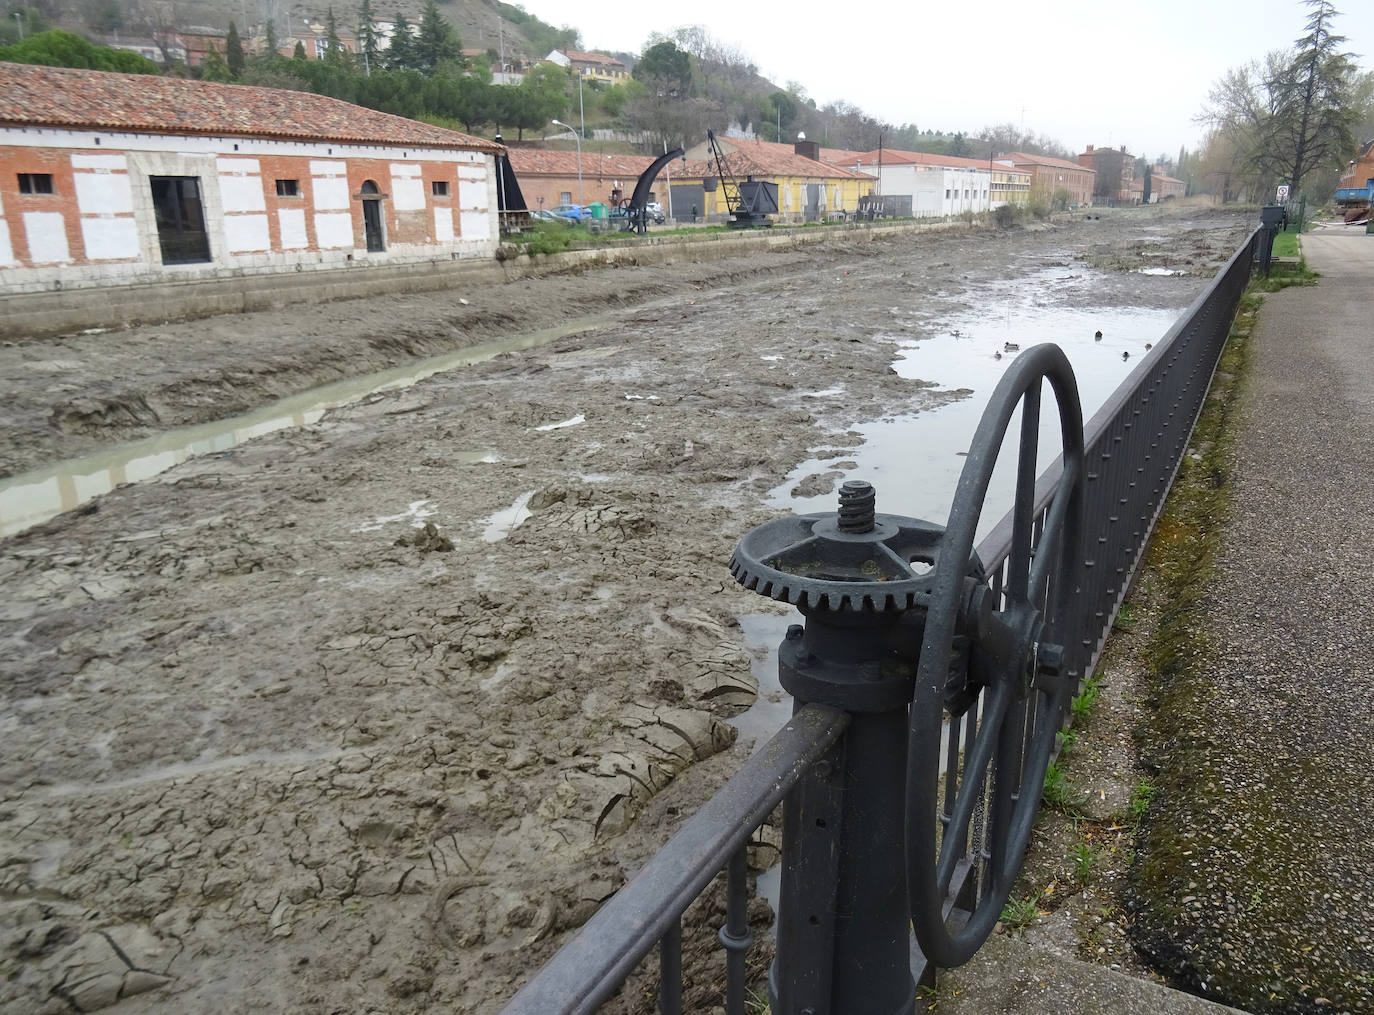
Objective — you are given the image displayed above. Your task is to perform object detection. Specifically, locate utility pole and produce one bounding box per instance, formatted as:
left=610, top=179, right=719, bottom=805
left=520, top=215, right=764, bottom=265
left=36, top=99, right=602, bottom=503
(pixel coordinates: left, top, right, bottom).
left=14, top=11, right=24, bottom=39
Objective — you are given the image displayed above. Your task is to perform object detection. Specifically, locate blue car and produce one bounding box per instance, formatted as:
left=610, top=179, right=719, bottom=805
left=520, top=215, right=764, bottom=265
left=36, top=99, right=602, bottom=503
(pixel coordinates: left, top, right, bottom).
left=549, top=203, right=586, bottom=221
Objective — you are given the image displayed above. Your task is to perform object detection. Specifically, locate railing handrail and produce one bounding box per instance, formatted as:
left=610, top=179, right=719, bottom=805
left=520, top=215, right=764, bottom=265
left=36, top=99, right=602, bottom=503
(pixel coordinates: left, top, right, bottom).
left=501, top=704, right=850, bottom=1014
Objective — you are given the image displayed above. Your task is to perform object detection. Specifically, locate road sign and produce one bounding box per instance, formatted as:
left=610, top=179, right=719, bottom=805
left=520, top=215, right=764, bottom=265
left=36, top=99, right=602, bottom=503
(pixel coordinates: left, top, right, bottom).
left=1276, top=185, right=1291, bottom=201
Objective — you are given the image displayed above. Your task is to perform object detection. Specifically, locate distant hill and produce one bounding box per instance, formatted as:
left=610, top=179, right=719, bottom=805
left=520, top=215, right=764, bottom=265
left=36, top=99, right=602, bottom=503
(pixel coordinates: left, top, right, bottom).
left=120, top=0, right=576, bottom=64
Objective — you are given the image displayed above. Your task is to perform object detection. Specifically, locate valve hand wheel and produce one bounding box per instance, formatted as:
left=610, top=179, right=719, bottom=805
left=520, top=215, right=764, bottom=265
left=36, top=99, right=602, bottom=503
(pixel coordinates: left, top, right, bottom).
left=906, top=343, right=1084, bottom=967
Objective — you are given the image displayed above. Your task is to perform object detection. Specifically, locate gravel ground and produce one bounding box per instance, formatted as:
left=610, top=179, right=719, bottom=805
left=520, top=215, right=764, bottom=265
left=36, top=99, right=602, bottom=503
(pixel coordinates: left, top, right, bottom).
left=1125, top=228, right=1374, bottom=1014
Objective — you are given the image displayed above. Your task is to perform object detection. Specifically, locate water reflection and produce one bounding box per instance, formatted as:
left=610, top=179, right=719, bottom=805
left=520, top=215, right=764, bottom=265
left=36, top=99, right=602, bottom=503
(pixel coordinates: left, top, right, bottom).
left=0, top=315, right=617, bottom=539
left=770, top=269, right=1184, bottom=541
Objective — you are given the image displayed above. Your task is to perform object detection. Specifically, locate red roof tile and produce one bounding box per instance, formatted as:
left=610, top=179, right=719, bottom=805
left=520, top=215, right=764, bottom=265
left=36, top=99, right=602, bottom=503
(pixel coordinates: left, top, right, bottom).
left=1004, top=151, right=1096, bottom=174
left=507, top=149, right=667, bottom=180
left=697, top=137, right=873, bottom=180
left=0, top=63, right=501, bottom=153
left=562, top=50, right=625, bottom=68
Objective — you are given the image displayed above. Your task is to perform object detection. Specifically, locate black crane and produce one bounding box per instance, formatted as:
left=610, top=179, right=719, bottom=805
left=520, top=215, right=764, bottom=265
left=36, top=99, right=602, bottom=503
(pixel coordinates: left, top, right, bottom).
left=705, top=129, right=778, bottom=229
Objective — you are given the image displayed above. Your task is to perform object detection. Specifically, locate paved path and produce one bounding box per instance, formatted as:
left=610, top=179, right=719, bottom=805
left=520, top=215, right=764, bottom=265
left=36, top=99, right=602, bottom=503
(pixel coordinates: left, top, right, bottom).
left=1158, top=226, right=1374, bottom=1013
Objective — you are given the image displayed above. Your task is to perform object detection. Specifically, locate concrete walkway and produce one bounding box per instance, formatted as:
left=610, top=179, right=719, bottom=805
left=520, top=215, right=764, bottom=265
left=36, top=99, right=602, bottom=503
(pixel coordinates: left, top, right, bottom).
left=935, top=227, right=1374, bottom=1014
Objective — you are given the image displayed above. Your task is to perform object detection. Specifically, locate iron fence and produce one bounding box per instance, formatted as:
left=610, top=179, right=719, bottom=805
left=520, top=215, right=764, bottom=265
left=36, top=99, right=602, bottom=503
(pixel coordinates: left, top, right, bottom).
left=502, top=226, right=1263, bottom=1015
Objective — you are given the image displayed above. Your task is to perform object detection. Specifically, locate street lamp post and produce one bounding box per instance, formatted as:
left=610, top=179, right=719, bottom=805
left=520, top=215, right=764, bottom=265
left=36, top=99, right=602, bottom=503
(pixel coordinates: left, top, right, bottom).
left=552, top=118, right=583, bottom=206
left=14, top=12, right=24, bottom=39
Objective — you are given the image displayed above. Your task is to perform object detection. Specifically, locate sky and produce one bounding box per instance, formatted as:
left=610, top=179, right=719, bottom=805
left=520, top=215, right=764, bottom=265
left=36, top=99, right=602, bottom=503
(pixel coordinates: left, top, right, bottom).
left=510, top=0, right=1374, bottom=160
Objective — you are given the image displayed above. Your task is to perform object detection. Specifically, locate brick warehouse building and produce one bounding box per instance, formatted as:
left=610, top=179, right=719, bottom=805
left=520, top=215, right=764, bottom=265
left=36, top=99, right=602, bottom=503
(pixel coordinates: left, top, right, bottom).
left=0, top=64, right=502, bottom=296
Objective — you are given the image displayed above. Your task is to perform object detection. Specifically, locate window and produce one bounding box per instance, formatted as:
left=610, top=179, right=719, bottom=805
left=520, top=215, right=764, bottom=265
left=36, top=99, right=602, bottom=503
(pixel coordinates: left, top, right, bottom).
left=18, top=173, right=54, bottom=195
left=432, top=180, right=450, bottom=197
left=560, top=191, right=572, bottom=205
left=276, top=179, right=300, bottom=197
left=945, top=189, right=951, bottom=199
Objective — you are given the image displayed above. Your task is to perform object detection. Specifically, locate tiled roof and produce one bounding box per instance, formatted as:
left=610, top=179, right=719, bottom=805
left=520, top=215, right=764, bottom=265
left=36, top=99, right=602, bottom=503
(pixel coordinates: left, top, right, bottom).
left=697, top=138, right=873, bottom=180
left=507, top=149, right=669, bottom=181
left=563, top=50, right=625, bottom=67
left=1005, top=151, right=1095, bottom=174
left=0, top=63, right=502, bottom=153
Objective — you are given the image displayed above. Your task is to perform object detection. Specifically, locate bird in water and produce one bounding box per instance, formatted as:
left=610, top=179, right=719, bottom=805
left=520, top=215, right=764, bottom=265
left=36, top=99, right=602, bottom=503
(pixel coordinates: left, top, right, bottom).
left=994, top=350, right=1003, bottom=360
left=1122, top=351, right=1130, bottom=361
left=1094, top=330, right=1103, bottom=341
left=1145, top=342, right=1153, bottom=350
left=1004, top=341, right=1020, bottom=352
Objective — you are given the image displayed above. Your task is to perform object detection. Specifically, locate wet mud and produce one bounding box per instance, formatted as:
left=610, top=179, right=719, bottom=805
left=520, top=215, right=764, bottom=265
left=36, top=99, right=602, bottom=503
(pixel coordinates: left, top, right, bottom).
left=0, top=204, right=1254, bottom=1013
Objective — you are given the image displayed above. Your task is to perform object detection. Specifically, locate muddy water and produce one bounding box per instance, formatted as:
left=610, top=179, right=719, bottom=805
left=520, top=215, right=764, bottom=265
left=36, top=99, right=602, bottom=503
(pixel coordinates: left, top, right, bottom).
left=0, top=314, right=619, bottom=537
left=770, top=264, right=1181, bottom=536
left=730, top=262, right=1187, bottom=748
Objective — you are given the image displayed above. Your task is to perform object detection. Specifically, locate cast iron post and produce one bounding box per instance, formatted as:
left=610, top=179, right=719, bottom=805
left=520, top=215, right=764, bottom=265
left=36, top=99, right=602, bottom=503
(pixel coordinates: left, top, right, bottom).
left=733, top=481, right=944, bottom=1015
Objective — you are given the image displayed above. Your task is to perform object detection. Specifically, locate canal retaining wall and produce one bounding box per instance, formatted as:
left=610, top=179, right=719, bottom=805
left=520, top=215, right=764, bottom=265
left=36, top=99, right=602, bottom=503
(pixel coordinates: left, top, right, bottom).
left=0, top=218, right=982, bottom=340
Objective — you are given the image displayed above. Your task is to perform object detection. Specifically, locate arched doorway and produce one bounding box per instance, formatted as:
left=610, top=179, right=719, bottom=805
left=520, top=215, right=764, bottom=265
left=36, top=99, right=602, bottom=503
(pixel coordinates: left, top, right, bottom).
left=360, top=180, right=385, bottom=252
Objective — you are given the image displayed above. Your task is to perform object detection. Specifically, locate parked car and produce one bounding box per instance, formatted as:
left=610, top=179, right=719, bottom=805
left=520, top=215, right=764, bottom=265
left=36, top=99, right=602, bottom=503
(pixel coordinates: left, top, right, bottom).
left=549, top=203, right=586, bottom=221
left=609, top=204, right=666, bottom=226
left=530, top=209, right=571, bottom=225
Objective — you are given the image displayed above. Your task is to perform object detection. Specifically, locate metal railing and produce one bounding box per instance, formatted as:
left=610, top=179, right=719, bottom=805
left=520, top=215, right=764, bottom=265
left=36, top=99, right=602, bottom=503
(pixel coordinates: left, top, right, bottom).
left=502, top=226, right=1262, bottom=1015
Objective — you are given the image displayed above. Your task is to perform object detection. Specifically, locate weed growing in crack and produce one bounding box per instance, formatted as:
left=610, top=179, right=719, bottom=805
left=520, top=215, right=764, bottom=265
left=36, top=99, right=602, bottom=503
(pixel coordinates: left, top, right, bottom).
left=1071, top=842, right=1097, bottom=885
left=1056, top=727, right=1079, bottom=756
left=1112, top=602, right=1138, bottom=633
left=1043, top=760, right=1076, bottom=810
left=1072, top=671, right=1102, bottom=722
left=1000, top=893, right=1041, bottom=930
left=1128, top=780, right=1155, bottom=820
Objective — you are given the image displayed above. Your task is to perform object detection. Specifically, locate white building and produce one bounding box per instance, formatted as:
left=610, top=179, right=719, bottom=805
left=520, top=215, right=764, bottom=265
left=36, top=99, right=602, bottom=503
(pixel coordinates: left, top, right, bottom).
left=0, top=63, right=502, bottom=296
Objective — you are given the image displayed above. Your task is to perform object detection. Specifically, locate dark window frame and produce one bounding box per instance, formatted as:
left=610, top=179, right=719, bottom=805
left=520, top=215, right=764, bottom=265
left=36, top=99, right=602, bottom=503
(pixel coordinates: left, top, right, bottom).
left=275, top=178, right=301, bottom=197
left=18, top=173, right=55, bottom=195
left=431, top=180, right=450, bottom=197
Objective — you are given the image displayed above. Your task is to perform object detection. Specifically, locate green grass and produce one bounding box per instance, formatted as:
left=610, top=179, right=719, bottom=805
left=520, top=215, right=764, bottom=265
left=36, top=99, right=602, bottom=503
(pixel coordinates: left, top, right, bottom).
left=1000, top=893, right=1041, bottom=930
left=1271, top=230, right=1300, bottom=258
left=1070, top=842, right=1097, bottom=885
left=1071, top=671, right=1102, bottom=722
left=1128, top=779, right=1155, bottom=820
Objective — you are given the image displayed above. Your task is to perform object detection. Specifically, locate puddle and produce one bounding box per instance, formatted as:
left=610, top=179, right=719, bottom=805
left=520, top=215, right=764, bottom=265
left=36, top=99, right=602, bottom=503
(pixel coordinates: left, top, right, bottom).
left=481, top=490, right=535, bottom=541
left=0, top=313, right=622, bottom=539
left=731, top=613, right=798, bottom=751
left=770, top=268, right=1184, bottom=541
left=535, top=413, right=586, bottom=432
left=354, top=499, right=435, bottom=533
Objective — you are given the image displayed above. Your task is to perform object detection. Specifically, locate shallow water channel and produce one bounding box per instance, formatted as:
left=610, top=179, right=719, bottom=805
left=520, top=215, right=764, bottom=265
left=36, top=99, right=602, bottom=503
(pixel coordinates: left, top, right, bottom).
left=0, top=315, right=621, bottom=538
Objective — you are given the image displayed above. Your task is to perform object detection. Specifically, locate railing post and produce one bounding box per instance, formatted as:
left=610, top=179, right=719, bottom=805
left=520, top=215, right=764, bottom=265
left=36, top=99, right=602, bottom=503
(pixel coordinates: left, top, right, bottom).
left=769, top=611, right=918, bottom=1015
left=734, top=481, right=931, bottom=1015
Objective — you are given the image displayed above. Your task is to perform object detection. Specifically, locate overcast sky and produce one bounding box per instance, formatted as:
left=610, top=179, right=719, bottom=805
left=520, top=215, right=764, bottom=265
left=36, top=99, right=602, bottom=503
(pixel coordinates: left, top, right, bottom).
left=510, top=0, right=1374, bottom=160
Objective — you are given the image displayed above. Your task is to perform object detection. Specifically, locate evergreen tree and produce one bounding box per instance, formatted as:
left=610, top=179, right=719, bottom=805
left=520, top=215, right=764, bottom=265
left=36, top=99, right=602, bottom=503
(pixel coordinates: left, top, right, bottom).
left=387, top=11, right=415, bottom=70
left=264, top=18, right=279, bottom=56
left=293, top=39, right=307, bottom=60
left=415, top=0, right=459, bottom=71
left=1270, top=0, right=1358, bottom=195
left=356, top=0, right=379, bottom=73
left=225, top=21, right=244, bottom=77
left=324, top=7, right=344, bottom=63
left=200, top=46, right=233, bottom=81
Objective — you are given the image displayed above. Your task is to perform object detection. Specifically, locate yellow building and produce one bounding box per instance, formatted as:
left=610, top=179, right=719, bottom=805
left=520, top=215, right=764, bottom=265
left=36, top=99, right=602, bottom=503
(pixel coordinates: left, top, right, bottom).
left=681, top=137, right=874, bottom=223
left=550, top=49, right=629, bottom=84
